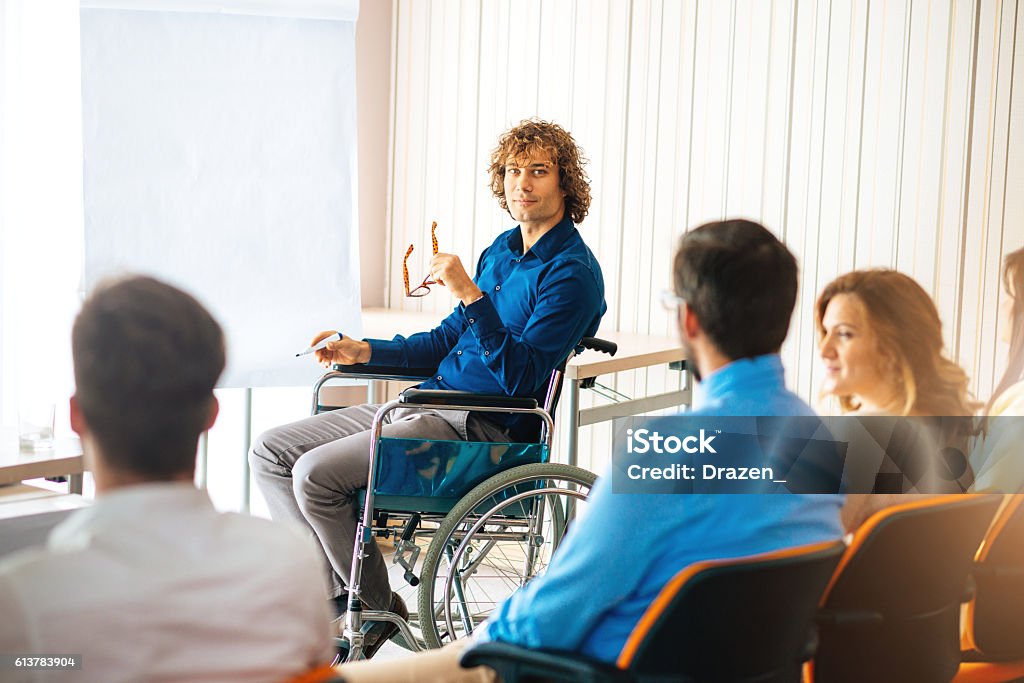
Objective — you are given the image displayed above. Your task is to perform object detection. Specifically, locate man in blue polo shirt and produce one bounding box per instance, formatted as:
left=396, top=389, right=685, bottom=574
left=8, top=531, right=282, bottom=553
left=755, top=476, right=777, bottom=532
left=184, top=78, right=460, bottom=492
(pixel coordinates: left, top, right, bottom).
left=477, top=220, right=844, bottom=661
left=251, top=118, right=606, bottom=657
left=335, top=219, right=844, bottom=682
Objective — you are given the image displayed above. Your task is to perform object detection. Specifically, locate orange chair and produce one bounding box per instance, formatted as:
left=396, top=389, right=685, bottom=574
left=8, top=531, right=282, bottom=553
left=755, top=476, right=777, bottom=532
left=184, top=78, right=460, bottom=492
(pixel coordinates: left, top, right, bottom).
left=963, top=494, right=1024, bottom=658
left=284, top=663, right=345, bottom=683
left=953, top=493, right=1024, bottom=683
left=807, top=494, right=1002, bottom=683
left=460, top=540, right=845, bottom=683
left=954, top=662, right=1024, bottom=683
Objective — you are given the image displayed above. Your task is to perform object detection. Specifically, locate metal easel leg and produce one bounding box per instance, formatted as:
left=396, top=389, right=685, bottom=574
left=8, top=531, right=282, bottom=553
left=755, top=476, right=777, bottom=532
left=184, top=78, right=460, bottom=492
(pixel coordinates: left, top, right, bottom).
left=197, top=430, right=209, bottom=490
left=241, top=387, right=252, bottom=513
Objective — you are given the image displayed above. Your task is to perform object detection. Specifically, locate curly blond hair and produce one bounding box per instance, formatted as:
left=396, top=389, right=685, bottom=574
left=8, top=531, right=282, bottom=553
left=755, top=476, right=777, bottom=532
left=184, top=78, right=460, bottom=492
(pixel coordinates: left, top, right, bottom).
left=815, top=269, right=980, bottom=417
left=488, top=118, right=591, bottom=224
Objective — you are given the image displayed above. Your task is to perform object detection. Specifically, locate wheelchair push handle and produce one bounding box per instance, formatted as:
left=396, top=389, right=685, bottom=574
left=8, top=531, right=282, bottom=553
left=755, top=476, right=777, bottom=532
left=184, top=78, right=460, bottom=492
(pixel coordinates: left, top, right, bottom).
left=580, top=337, right=617, bottom=356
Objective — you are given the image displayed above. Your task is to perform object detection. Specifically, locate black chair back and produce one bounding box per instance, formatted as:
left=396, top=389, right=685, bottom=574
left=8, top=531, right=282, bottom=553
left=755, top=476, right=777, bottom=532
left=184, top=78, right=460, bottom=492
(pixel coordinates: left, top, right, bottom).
left=620, top=541, right=845, bottom=683
left=968, top=493, right=1024, bottom=660
left=811, top=494, right=1002, bottom=683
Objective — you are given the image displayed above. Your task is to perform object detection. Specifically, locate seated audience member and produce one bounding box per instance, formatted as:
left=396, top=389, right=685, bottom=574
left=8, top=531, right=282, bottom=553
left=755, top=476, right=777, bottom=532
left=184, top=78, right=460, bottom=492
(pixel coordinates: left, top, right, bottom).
left=249, top=118, right=606, bottom=656
left=972, top=246, right=1024, bottom=490
left=0, top=276, right=333, bottom=682
left=334, top=219, right=845, bottom=683
left=816, top=269, right=980, bottom=530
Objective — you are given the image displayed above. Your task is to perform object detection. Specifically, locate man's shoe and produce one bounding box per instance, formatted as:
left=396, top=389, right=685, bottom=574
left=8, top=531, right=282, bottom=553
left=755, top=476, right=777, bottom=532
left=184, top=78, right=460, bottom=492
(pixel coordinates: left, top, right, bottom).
left=361, top=593, right=409, bottom=659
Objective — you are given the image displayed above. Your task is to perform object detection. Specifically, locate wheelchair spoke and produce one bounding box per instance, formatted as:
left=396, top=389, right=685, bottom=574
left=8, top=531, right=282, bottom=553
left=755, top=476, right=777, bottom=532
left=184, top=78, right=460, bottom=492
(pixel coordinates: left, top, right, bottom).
left=458, top=537, right=499, bottom=579
left=416, top=464, right=596, bottom=649
left=435, top=501, right=565, bottom=629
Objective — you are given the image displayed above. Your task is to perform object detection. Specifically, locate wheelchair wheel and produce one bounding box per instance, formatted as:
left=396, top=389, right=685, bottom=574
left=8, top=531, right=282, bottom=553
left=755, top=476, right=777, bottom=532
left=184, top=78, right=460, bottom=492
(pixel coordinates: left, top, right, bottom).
left=416, top=462, right=597, bottom=649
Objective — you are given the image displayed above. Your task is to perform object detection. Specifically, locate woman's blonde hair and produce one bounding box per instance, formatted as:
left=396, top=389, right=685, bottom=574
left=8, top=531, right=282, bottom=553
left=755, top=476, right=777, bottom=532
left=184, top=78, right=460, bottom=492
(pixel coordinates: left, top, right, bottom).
left=815, top=269, right=979, bottom=416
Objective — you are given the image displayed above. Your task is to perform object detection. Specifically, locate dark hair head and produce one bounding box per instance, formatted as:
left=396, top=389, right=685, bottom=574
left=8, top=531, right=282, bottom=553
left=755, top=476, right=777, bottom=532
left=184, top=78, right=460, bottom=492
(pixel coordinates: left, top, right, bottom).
left=815, top=269, right=978, bottom=416
left=488, top=118, right=591, bottom=224
left=988, top=247, right=1024, bottom=412
left=673, top=219, right=798, bottom=360
left=72, top=275, right=225, bottom=479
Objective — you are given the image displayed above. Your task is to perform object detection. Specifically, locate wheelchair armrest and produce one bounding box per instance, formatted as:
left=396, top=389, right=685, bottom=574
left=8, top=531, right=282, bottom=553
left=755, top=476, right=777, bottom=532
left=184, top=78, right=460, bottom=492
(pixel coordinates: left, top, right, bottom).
left=400, top=389, right=538, bottom=410
left=459, top=641, right=634, bottom=683
left=330, top=363, right=436, bottom=381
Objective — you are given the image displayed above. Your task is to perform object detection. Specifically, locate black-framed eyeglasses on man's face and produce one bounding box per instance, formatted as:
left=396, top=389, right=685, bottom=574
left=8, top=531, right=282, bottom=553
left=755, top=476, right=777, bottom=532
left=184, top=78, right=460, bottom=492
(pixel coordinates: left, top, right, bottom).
left=403, top=221, right=440, bottom=298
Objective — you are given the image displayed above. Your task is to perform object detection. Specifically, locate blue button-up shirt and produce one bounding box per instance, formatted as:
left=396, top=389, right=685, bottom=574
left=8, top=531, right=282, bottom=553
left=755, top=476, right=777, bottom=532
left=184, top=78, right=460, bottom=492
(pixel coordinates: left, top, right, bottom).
left=367, top=215, right=606, bottom=432
left=482, top=354, right=845, bottom=660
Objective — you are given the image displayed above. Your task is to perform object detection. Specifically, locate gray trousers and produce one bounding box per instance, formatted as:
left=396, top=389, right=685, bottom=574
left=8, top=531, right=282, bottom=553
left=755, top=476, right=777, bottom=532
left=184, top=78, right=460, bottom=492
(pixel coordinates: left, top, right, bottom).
left=249, top=404, right=508, bottom=609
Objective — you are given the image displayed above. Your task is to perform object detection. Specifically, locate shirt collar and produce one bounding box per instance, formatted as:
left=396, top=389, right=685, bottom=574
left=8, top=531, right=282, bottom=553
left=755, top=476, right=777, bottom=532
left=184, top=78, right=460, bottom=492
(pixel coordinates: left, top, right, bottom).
left=504, top=213, right=576, bottom=263
left=698, top=354, right=787, bottom=403
left=48, top=482, right=212, bottom=551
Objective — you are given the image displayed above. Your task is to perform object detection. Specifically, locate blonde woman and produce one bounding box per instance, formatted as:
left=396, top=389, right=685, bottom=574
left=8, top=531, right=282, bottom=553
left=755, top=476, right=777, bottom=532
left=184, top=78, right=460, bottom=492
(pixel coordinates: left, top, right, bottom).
left=816, top=269, right=979, bottom=530
left=972, top=247, right=1024, bottom=490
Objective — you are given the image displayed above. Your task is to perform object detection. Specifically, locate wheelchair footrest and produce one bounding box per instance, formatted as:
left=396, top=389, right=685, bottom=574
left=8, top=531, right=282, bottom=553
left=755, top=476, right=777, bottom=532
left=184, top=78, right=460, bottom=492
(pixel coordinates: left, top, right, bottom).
left=357, top=490, right=463, bottom=515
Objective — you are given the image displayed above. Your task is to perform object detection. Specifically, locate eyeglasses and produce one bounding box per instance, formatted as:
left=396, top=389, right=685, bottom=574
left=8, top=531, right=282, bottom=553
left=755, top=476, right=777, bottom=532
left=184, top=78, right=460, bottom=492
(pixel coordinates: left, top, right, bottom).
left=660, top=290, right=686, bottom=312
left=403, top=221, right=440, bottom=297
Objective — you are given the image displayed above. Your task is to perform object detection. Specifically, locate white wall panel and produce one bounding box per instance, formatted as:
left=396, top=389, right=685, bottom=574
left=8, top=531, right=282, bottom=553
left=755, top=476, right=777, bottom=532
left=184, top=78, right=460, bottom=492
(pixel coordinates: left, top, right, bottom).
left=934, top=0, right=977, bottom=355
left=997, top=2, right=1024, bottom=385
left=383, top=0, right=1024, bottom=469
left=786, top=0, right=832, bottom=401
left=968, top=0, right=1018, bottom=393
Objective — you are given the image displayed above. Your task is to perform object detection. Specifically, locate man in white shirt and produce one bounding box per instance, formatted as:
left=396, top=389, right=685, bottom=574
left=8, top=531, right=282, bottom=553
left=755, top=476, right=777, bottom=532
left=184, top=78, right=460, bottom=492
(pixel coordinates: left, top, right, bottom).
left=0, top=275, right=334, bottom=682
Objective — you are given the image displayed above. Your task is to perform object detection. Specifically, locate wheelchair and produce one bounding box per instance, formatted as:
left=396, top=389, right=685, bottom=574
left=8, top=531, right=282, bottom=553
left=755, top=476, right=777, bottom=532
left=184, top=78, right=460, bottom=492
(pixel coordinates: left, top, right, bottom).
left=310, top=336, right=617, bottom=660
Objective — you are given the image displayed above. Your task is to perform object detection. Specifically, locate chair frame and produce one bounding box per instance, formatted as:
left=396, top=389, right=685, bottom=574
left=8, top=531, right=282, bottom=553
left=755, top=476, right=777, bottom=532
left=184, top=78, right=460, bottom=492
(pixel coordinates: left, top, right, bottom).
left=311, top=338, right=616, bottom=660
left=342, top=397, right=556, bottom=658
left=962, top=492, right=1024, bottom=661
left=809, top=494, right=1003, bottom=683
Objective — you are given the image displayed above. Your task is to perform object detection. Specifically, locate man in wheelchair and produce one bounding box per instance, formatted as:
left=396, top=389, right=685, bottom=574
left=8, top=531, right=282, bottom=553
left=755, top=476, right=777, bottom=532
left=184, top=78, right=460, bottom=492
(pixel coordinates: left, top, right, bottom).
left=250, top=118, right=607, bottom=658
left=334, top=220, right=845, bottom=681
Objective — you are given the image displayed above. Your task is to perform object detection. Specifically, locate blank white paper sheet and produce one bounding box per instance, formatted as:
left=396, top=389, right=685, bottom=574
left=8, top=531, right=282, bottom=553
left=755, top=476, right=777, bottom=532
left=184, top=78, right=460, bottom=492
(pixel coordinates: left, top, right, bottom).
left=80, top=3, right=362, bottom=387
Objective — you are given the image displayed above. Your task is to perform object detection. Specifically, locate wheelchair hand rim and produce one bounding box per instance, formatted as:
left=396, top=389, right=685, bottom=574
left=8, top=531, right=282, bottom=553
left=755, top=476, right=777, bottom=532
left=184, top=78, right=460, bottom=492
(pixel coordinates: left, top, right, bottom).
left=441, top=485, right=590, bottom=642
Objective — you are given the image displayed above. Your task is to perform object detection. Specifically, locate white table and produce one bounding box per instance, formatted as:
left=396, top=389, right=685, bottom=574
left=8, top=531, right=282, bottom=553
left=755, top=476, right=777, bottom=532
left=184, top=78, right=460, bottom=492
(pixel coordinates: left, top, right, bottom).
left=0, top=428, right=86, bottom=494
left=0, top=483, right=91, bottom=556
left=562, top=330, right=690, bottom=466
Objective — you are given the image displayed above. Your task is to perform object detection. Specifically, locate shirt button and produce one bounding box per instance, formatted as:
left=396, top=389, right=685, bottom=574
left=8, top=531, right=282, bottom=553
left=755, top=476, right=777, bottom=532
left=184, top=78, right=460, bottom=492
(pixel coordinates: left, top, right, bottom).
left=468, top=318, right=475, bottom=324
left=484, top=351, right=490, bottom=356
left=437, top=376, right=443, bottom=381
left=495, top=285, right=501, bottom=292
left=457, top=350, right=463, bottom=355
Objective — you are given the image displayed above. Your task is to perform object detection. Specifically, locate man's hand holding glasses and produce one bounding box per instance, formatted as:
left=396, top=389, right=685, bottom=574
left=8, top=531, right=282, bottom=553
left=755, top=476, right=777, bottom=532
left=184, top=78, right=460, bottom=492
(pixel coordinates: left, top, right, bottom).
left=305, top=221, right=490, bottom=371
left=428, top=252, right=483, bottom=306
left=404, top=221, right=483, bottom=306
